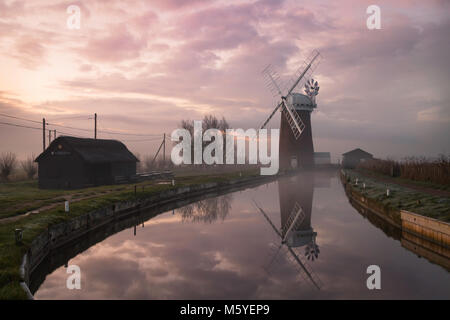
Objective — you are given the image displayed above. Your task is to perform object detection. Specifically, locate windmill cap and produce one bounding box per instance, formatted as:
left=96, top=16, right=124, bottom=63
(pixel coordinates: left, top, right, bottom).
left=287, top=93, right=316, bottom=110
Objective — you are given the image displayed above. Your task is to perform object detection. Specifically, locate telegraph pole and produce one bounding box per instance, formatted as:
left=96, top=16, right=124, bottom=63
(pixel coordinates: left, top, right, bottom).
left=42, top=118, right=46, bottom=151
left=94, top=113, right=97, bottom=139
left=163, top=133, right=166, bottom=164
left=54, top=129, right=56, bottom=140
left=48, top=129, right=51, bottom=146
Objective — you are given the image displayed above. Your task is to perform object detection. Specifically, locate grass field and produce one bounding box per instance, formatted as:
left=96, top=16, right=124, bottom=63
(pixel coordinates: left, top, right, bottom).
left=0, top=169, right=260, bottom=299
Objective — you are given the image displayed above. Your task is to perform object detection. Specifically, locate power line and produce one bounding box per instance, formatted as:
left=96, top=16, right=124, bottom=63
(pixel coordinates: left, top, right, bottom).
left=120, top=137, right=166, bottom=142
left=47, top=115, right=91, bottom=121
left=0, top=113, right=42, bottom=124
left=46, top=121, right=163, bottom=137
left=0, top=111, right=165, bottom=138
left=0, top=121, right=42, bottom=131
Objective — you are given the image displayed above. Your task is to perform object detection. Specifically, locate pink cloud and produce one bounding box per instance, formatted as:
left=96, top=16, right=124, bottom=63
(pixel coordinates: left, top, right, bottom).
left=79, top=26, right=147, bottom=62
left=0, top=0, right=449, bottom=159
left=13, top=36, right=47, bottom=69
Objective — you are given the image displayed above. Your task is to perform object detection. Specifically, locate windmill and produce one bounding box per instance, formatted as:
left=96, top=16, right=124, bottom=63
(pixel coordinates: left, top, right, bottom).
left=261, top=50, right=322, bottom=169
left=253, top=199, right=323, bottom=290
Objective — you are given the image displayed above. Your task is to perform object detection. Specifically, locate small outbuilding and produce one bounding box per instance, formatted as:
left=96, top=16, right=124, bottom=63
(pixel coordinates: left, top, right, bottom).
left=342, top=148, right=373, bottom=169
left=35, top=136, right=139, bottom=189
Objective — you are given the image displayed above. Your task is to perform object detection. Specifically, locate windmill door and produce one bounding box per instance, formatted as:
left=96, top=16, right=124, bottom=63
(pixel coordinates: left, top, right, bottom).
left=290, top=156, right=298, bottom=169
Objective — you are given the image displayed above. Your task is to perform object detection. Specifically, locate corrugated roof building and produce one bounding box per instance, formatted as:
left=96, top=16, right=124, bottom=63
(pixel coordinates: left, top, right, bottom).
left=35, top=136, right=139, bottom=189
left=342, top=148, right=373, bottom=169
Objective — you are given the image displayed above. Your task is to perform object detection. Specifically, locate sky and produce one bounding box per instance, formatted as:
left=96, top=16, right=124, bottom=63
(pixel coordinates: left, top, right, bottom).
left=0, top=0, right=449, bottom=161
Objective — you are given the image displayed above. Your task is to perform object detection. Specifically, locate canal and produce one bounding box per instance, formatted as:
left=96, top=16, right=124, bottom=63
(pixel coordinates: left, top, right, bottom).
left=34, top=170, right=450, bottom=299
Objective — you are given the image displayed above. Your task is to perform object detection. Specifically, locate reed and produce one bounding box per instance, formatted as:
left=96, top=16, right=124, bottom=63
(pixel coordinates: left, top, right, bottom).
left=356, top=155, right=450, bottom=185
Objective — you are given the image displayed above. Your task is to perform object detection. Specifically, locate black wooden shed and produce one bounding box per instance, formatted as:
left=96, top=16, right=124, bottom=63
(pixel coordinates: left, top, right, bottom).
left=35, top=136, right=139, bottom=189
left=342, top=148, right=373, bottom=169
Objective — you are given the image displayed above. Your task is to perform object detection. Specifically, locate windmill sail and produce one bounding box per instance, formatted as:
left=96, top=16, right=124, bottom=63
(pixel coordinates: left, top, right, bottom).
left=285, top=50, right=321, bottom=97
left=260, top=102, right=282, bottom=130
left=260, top=50, right=321, bottom=140
left=282, top=201, right=305, bottom=241
left=286, top=246, right=323, bottom=290
left=262, top=64, right=284, bottom=97
left=280, top=100, right=306, bottom=140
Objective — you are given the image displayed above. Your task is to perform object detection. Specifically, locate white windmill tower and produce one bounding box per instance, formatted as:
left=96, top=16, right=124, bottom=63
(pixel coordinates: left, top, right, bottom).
left=261, top=50, right=322, bottom=169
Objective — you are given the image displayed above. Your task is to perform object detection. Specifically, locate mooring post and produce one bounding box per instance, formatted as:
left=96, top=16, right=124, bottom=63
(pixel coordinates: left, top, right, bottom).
left=386, top=188, right=390, bottom=197
left=172, top=179, right=175, bottom=186
left=65, top=201, right=70, bottom=213
left=15, top=229, right=23, bottom=245
left=134, top=185, right=137, bottom=196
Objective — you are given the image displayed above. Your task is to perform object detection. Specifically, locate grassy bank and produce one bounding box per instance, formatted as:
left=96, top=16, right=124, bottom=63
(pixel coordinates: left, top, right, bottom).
left=0, top=169, right=261, bottom=299
left=343, top=169, right=450, bottom=223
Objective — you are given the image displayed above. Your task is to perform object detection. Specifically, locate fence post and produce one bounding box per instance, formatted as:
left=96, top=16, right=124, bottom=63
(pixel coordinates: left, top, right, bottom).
left=15, top=229, right=23, bottom=245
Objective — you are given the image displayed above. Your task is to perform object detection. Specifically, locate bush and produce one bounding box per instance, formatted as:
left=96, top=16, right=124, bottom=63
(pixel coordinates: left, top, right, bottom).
left=0, top=152, right=17, bottom=181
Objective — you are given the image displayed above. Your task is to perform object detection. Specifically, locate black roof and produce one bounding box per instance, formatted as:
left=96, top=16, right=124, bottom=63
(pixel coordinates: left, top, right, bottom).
left=35, top=136, right=139, bottom=163
left=342, top=148, right=373, bottom=158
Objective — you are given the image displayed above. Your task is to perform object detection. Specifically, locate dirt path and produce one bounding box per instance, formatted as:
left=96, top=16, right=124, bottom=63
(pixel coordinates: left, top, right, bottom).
left=357, top=171, right=450, bottom=198
left=4, top=186, right=127, bottom=215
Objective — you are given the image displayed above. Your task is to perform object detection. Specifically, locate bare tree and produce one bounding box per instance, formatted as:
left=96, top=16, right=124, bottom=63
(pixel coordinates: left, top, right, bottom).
left=0, top=152, right=17, bottom=181
left=134, top=152, right=145, bottom=173
left=177, top=194, right=233, bottom=223
left=178, top=114, right=230, bottom=165
left=21, top=154, right=37, bottom=179
left=144, top=154, right=161, bottom=172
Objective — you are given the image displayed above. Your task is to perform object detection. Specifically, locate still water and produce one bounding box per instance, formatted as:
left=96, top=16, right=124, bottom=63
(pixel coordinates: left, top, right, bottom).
left=35, top=170, right=450, bottom=299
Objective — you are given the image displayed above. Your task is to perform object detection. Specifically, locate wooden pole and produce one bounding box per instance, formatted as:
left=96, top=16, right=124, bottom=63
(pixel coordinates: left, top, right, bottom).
left=54, top=129, right=56, bottom=140
left=94, top=113, right=97, bottom=139
left=163, top=133, right=166, bottom=165
left=48, top=129, right=51, bottom=146
left=150, top=139, right=164, bottom=169
left=42, top=118, right=46, bottom=151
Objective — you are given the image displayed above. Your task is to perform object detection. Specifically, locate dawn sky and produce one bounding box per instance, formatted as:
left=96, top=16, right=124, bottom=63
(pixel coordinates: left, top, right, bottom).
left=0, top=0, right=449, bottom=161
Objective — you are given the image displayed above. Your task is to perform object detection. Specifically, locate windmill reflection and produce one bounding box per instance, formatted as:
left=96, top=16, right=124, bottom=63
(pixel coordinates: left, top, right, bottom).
left=279, top=172, right=319, bottom=259
left=176, top=194, right=233, bottom=223
left=254, top=171, right=326, bottom=289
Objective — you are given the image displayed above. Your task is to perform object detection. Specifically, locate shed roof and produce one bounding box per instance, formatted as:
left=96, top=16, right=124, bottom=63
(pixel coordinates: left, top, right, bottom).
left=342, top=148, right=373, bottom=158
left=35, top=136, right=139, bottom=163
